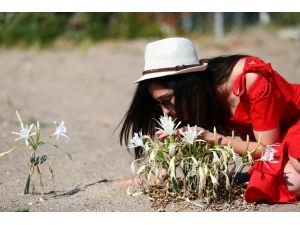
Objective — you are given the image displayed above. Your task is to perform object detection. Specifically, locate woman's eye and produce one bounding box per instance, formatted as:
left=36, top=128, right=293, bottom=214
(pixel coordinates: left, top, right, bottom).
left=160, top=99, right=170, bottom=105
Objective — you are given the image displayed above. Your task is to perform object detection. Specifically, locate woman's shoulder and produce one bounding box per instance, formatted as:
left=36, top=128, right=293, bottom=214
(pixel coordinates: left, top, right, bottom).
left=231, top=57, right=247, bottom=76
left=230, top=57, right=259, bottom=93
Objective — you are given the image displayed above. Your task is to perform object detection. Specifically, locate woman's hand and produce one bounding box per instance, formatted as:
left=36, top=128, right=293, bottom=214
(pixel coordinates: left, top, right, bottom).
left=155, top=129, right=169, bottom=140
left=201, top=129, right=225, bottom=145
left=155, top=125, right=225, bottom=145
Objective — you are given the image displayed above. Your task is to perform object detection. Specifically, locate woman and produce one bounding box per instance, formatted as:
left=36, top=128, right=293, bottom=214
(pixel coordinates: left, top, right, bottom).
left=119, top=37, right=300, bottom=203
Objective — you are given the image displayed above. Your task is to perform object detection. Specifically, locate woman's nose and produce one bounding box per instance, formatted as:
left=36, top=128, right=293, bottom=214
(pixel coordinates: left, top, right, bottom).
left=161, top=106, right=171, bottom=116
left=161, top=106, right=177, bottom=119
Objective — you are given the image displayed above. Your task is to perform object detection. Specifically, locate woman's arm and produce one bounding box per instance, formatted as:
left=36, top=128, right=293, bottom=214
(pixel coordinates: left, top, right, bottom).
left=202, top=127, right=281, bottom=159
left=212, top=70, right=282, bottom=159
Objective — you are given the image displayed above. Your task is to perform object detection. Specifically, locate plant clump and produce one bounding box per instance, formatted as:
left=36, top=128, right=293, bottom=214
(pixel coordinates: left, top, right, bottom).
left=127, top=115, right=269, bottom=211
left=0, top=111, right=71, bottom=195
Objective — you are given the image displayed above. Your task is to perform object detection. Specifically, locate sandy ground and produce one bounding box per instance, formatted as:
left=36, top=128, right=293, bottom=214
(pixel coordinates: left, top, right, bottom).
left=0, top=28, right=300, bottom=212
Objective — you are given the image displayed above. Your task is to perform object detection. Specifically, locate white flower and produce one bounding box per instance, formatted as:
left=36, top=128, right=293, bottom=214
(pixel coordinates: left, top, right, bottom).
left=53, top=121, right=69, bottom=140
left=11, top=111, right=36, bottom=146
left=128, top=131, right=144, bottom=148
left=180, top=125, right=201, bottom=144
left=156, top=114, right=181, bottom=136
left=260, top=144, right=279, bottom=168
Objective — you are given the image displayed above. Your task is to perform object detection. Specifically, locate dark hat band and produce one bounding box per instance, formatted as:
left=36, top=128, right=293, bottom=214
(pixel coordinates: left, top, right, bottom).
left=142, top=63, right=202, bottom=75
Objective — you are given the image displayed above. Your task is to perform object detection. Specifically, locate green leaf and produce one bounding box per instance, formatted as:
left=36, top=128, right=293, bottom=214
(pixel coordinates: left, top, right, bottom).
left=24, top=174, right=31, bottom=194
left=29, top=151, right=36, bottom=164
left=36, top=155, right=47, bottom=165
left=171, top=177, right=179, bottom=193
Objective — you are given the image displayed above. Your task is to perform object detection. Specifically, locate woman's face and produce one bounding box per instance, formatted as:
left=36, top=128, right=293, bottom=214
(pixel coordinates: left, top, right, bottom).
left=148, top=83, right=177, bottom=119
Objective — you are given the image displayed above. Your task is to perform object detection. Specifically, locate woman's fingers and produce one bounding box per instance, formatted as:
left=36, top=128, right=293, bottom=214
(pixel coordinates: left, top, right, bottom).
left=158, top=132, right=168, bottom=139
left=179, top=126, right=187, bottom=132
left=155, top=130, right=168, bottom=139
left=156, top=126, right=207, bottom=140
left=155, top=130, right=164, bottom=137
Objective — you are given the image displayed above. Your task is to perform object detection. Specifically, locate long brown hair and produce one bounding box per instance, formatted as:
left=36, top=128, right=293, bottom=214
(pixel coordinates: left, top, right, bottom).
left=119, top=54, right=248, bottom=158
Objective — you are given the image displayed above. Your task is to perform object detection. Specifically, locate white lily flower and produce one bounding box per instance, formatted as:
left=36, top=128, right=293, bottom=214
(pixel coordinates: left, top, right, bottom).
left=180, top=125, right=201, bottom=144
left=128, top=131, right=144, bottom=148
left=156, top=114, right=181, bottom=136
left=53, top=121, right=69, bottom=140
left=11, top=111, right=36, bottom=146
left=260, top=144, right=279, bottom=168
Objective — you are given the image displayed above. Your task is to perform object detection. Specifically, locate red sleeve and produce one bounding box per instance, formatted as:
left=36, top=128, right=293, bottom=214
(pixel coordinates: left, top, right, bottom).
left=248, top=76, right=286, bottom=131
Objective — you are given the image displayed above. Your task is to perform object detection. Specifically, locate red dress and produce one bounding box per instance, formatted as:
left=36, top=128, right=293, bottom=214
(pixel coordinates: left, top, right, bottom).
left=230, top=56, right=300, bottom=203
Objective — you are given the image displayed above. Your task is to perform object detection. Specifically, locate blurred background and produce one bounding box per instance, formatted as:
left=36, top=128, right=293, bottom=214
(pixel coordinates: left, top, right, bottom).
left=1, top=12, right=300, bottom=47
left=1, top=12, right=300, bottom=211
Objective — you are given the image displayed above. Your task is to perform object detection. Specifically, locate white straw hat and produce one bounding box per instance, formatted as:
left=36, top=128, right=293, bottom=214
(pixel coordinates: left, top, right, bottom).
left=135, top=37, right=208, bottom=83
